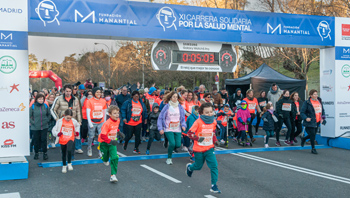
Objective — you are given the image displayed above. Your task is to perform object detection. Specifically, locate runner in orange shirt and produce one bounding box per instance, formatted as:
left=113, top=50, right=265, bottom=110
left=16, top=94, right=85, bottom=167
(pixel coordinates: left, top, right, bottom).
left=243, top=89, right=261, bottom=143
left=186, top=103, right=221, bottom=194
left=86, top=87, right=107, bottom=157
left=52, top=109, right=80, bottom=173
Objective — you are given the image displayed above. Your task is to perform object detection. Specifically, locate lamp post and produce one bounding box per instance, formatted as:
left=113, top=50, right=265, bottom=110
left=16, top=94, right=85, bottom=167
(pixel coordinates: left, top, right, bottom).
left=94, top=43, right=111, bottom=87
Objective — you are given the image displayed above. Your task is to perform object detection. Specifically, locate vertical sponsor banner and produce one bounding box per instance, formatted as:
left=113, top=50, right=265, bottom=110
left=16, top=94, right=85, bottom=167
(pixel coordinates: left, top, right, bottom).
left=0, top=0, right=29, bottom=157
left=333, top=17, right=350, bottom=137
left=320, top=48, right=336, bottom=137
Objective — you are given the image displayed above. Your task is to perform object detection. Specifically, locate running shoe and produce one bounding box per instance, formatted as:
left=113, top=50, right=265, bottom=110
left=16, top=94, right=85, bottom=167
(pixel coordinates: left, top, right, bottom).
left=289, top=140, right=294, bottom=145
left=62, top=166, right=67, bottom=173
left=75, top=149, right=84, bottom=154
left=182, top=146, right=188, bottom=152
left=141, top=137, right=146, bottom=142
left=284, top=140, right=291, bottom=145
left=146, top=150, right=150, bottom=155
left=68, top=163, right=73, bottom=171
left=103, top=161, right=110, bottom=166
left=98, top=150, right=102, bottom=158
left=34, top=153, right=39, bottom=160
left=50, top=143, right=56, bottom=148
left=186, top=163, right=193, bottom=177
left=311, top=148, right=318, bottom=154
left=87, top=147, right=92, bottom=157
left=166, top=158, right=173, bottom=165
left=210, top=184, right=221, bottom=194
left=173, top=148, right=178, bottom=153
left=264, top=135, right=266, bottom=144
left=43, top=153, right=48, bottom=160
left=110, top=175, right=118, bottom=183
left=133, top=148, right=141, bottom=154
left=252, top=138, right=256, bottom=143
left=294, top=138, right=298, bottom=143
left=264, top=144, right=269, bottom=148
left=163, top=141, right=168, bottom=148
left=301, top=137, right=306, bottom=147
left=232, top=137, right=237, bottom=142
left=275, top=141, right=281, bottom=146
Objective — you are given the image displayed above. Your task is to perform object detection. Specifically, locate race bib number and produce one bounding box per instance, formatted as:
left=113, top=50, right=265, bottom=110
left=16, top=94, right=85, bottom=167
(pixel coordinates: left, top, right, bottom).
left=169, top=121, right=180, bottom=130
left=222, top=99, right=226, bottom=104
left=132, top=107, right=142, bottom=115
left=108, top=130, right=118, bottom=140
left=282, top=103, right=291, bottom=111
left=223, top=116, right=228, bottom=123
left=93, top=110, right=103, bottom=118
left=314, top=105, right=322, bottom=113
left=248, top=103, right=256, bottom=110
left=259, top=101, right=266, bottom=107
left=149, top=98, right=155, bottom=105
left=61, top=125, right=73, bottom=136
left=198, top=130, right=213, bottom=146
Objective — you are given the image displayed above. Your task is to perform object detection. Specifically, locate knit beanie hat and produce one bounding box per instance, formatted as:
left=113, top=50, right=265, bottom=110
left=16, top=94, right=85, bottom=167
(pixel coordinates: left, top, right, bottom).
left=92, top=87, right=101, bottom=97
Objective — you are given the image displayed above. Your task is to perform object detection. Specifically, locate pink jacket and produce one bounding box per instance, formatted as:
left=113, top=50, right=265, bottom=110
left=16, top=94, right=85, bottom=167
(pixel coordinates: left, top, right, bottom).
left=236, top=108, right=251, bottom=131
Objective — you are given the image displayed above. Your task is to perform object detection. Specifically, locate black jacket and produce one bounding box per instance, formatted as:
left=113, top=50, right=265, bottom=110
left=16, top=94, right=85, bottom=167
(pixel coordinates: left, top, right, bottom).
left=300, top=97, right=325, bottom=128
left=115, top=93, right=131, bottom=109
left=261, top=111, right=276, bottom=131
left=220, top=92, right=229, bottom=104
left=148, top=103, right=160, bottom=131
left=229, top=88, right=244, bottom=108
left=276, top=97, right=297, bottom=119
left=257, top=97, right=268, bottom=110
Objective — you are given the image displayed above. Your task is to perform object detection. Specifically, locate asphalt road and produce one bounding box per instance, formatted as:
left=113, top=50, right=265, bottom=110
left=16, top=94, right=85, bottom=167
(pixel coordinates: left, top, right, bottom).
left=1, top=131, right=350, bottom=198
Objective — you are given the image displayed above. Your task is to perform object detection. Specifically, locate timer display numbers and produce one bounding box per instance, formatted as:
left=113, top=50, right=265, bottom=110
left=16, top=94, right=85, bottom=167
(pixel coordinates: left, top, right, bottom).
left=172, top=51, right=219, bottom=65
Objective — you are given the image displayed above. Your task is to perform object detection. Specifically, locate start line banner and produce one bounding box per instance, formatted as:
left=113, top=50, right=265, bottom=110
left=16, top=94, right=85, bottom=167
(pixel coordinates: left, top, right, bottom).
left=28, top=0, right=334, bottom=47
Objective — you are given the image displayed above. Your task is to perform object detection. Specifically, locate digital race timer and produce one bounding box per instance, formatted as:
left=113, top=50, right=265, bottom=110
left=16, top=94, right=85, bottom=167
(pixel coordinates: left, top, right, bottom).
left=151, top=41, right=237, bottom=72
left=172, top=51, right=219, bottom=65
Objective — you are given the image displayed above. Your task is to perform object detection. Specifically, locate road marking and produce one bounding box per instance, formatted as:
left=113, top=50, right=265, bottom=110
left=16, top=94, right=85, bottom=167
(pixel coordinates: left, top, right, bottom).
left=204, top=195, right=217, bottom=198
left=140, top=164, right=182, bottom=183
left=117, top=152, right=127, bottom=157
left=233, top=153, right=350, bottom=184
left=0, top=192, right=21, bottom=198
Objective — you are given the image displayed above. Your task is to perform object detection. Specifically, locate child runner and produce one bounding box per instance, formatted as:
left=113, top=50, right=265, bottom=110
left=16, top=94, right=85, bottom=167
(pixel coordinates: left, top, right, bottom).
left=216, top=104, right=234, bottom=145
left=52, top=109, right=80, bottom=173
left=261, top=103, right=278, bottom=148
left=98, top=105, right=122, bottom=183
left=146, top=103, right=161, bottom=155
left=184, top=105, right=200, bottom=161
left=236, top=100, right=251, bottom=146
left=186, top=103, right=221, bottom=194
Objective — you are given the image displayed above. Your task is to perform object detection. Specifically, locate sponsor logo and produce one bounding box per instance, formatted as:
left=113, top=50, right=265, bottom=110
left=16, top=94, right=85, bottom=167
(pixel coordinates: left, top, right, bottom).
left=0, top=104, right=26, bottom=112
left=0, top=56, right=17, bottom=74
left=266, top=23, right=309, bottom=35
left=267, top=23, right=281, bottom=34
left=322, top=101, right=334, bottom=105
left=0, top=32, right=19, bottom=49
left=337, top=101, right=350, bottom=105
left=340, top=126, right=350, bottom=130
left=317, top=21, right=331, bottom=41
left=339, top=85, right=350, bottom=91
left=35, top=0, right=60, bottom=26
left=341, top=64, right=350, bottom=78
left=0, top=8, right=23, bottom=14
left=342, top=24, right=350, bottom=40
left=1, top=139, right=16, bottom=148
left=10, top=83, right=19, bottom=93
left=322, top=85, right=333, bottom=92
left=339, top=113, right=350, bottom=118
left=75, top=10, right=96, bottom=23
left=1, top=121, right=15, bottom=129
left=157, top=7, right=177, bottom=31
left=323, top=69, right=332, bottom=75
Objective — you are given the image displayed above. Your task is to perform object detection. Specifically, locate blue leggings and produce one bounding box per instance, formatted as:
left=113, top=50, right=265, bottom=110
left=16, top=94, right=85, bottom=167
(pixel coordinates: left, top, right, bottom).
left=265, top=130, right=274, bottom=144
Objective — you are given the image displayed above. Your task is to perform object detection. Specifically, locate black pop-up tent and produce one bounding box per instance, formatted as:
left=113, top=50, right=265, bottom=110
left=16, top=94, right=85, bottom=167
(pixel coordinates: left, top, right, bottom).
left=225, top=64, right=307, bottom=100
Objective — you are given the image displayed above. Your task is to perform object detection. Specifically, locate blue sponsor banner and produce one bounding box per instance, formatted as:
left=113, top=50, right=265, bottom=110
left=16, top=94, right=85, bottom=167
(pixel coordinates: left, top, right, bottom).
left=335, top=46, right=350, bottom=60
left=0, top=31, right=28, bottom=50
left=28, top=0, right=335, bottom=47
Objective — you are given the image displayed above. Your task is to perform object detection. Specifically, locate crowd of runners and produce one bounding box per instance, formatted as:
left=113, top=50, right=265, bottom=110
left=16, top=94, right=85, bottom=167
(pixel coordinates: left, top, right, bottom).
left=29, top=79, right=326, bottom=194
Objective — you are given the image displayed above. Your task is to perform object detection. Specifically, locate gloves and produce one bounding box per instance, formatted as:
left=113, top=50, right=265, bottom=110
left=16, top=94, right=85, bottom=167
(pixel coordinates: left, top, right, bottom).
left=246, top=121, right=250, bottom=125
left=242, top=122, right=246, bottom=125
left=198, top=137, right=205, bottom=143
left=322, top=115, right=326, bottom=120
left=322, top=120, right=327, bottom=125
left=75, top=132, right=79, bottom=137
left=110, top=140, right=118, bottom=146
left=57, top=132, right=63, bottom=137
